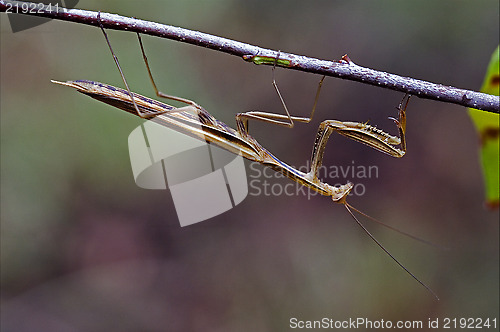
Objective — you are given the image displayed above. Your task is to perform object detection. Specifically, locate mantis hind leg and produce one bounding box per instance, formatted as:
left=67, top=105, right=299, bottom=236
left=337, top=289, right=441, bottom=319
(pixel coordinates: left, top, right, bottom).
left=98, top=13, right=212, bottom=121
left=136, top=33, right=205, bottom=110
left=134, top=33, right=218, bottom=126
left=97, top=12, right=148, bottom=118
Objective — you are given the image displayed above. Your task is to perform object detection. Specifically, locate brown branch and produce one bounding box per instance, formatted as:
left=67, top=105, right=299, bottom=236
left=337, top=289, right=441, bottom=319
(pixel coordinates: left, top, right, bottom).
left=1, top=0, right=498, bottom=113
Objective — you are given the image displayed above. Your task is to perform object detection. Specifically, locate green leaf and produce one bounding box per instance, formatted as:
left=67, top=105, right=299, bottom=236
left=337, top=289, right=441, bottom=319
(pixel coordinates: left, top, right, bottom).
left=468, top=46, right=500, bottom=208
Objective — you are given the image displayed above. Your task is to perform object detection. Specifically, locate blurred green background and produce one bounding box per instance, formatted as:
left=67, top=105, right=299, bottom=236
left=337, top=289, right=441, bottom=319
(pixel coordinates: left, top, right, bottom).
left=1, top=1, right=499, bottom=331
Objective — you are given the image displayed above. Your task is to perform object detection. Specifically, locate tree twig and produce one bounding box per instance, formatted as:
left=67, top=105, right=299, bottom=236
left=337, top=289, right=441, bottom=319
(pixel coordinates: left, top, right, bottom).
left=1, top=0, right=498, bottom=113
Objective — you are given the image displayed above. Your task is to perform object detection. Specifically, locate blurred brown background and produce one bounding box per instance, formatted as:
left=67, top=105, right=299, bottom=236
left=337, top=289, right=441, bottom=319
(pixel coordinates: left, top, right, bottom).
left=1, top=1, right=499, bottom=331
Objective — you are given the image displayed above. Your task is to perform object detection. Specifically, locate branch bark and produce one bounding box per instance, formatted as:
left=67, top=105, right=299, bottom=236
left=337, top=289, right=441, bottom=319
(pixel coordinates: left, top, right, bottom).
left=1, top=0, right=499, bottom=113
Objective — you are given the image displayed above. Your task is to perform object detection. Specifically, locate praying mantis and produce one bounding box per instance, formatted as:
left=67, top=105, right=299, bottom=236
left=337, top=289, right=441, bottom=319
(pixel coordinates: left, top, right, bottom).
left=51, top=16, right=438, bottom=299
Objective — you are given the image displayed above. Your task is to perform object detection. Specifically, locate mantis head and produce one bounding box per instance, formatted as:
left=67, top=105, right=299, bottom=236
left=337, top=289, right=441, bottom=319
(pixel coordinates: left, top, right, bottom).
left=330, top=182, right=354, bottom=204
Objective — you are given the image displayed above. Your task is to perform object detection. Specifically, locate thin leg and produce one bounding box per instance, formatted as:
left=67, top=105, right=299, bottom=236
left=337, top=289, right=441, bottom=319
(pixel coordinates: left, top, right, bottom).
left=136, top=37, right=326, bottom=136
left=98, top=13, right=198, bottom=120
left=97, top=12, right=149, bottom=118
left=269, top=50, right=294, bottom=128
left=134, top=33, right=219, bottom=127
left=236, top=53, right=326, bottom=134
left=236, top=76, right=326, bottom=131
left=136, top=33, right=203, bottom=109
